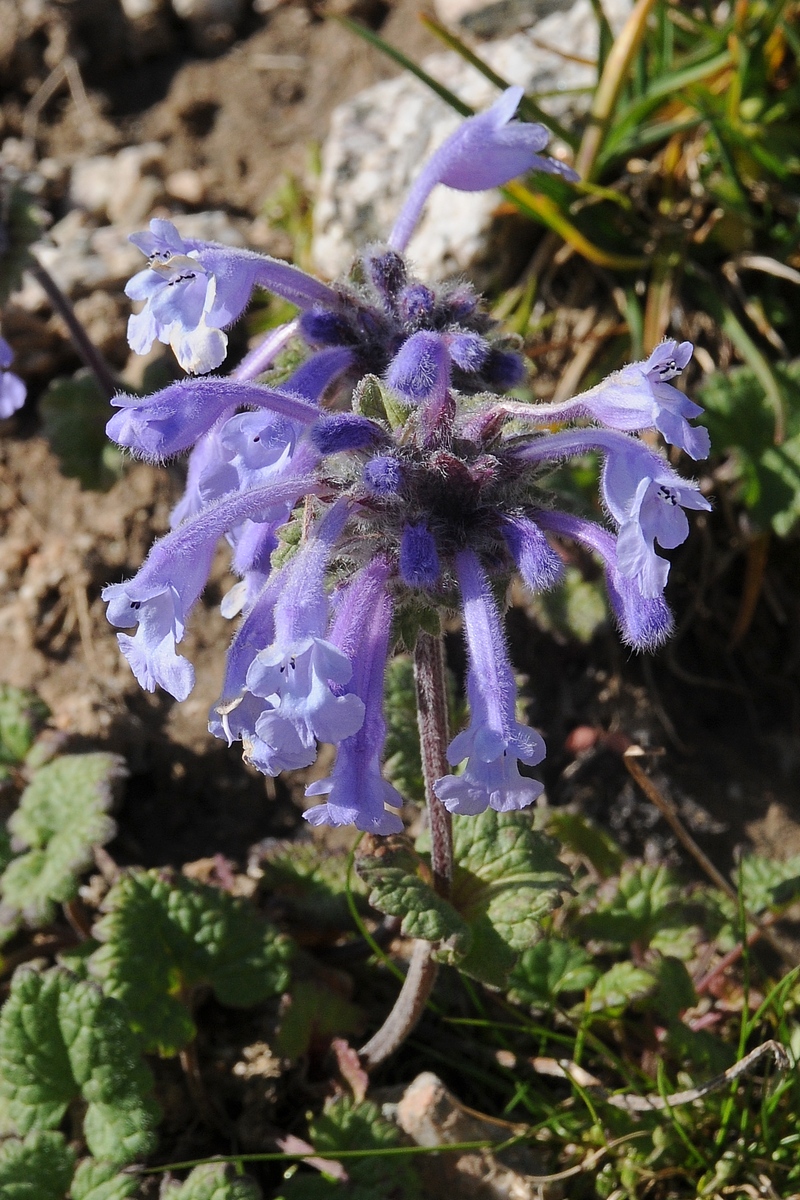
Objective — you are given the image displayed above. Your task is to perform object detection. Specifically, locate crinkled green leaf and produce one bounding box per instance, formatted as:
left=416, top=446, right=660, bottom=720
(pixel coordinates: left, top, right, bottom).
left=0, top=754, right=125, bottom=936
left=356, top=835, right=470, bottom=958
left=274, top=977, right=364, bottom=1062
left=161, top=1162, right=261, bottom=1200
left=256, top=840, right=366, bottom=934
left=0, top=965, right=158, bottom=1165
left=39, top=372, right=121, bottom=492
left=71, top=1158, right=139, bottom=1200
left=277, top=1097, right=422, bottom=1199
left=583, top=962, right=657, bottom=1015
left=0, top=1130, right=74, bottom=1200
left=0, top=685, right=49, bottom=769
left=507, top=939, right=599, bottom=1010
left=448, top=809, right=572, bottom=986
left=576, top=863, right=698, bottom=957
left=735, top=853, right=800, bottom=914
left=545, top=810, right=625, bottom=879
left=89, top=868, right=292, bottom=1055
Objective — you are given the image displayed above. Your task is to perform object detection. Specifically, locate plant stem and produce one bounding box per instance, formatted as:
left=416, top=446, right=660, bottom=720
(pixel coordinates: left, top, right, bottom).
left=359, top=631, right=453, bottom=1069
left=29, top=257, right=118, bottom=401
left=359, top=939, right=438, bottom=1069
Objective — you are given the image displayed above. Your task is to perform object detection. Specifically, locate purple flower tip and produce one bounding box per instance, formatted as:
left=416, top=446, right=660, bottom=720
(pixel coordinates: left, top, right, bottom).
left=399, top=283, right=436, bottom=325
left=310, top=413, right=387, bottom=456
left=387, top=331, right=449, bottom=404
left=448, top=333, right=490, bottom=373
left=299, top=307, right=353, bottom=348
left=501, top=514, right=563, bottom=591
left=365, top=248, right=407, bottom=306
left=400, top=522, right=441, bottom=588
left=483, top=348, right=526, bottom=390
left=363, top=454, right=403, bottom=496
left=0, top=336, right=26, bottom=418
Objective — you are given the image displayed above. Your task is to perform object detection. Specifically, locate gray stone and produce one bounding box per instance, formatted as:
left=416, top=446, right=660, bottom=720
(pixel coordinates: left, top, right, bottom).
left=69, top=143, right=166, bottom=226
left=312, top=0, right=631, bottom=285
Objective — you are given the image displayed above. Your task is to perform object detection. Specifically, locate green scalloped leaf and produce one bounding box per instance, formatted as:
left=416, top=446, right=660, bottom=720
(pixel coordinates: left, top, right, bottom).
left=576, top=862, right=699, bottom=958
left=256, top=839, right=367, bottom=934
left=582, top=961, right=657, bottom=1015
left=0, top=754, right=125, bottom=938
left=161, top=1162, right=262, bottom=1200
left=507, top=939, right=600, bottom=1010
left=0, top=685, right=49, bottom=770
left=89, top=868, right=293, bottom=1056
left=0, top=966, right=159, bottom=1165
left=735, top=853, right=800, bottom=914
left=276, top=1097, right=422, bottom=1199
left=355, top=835, right=470, bottom=960
left=448, top=809, right=572, bottom=987
left=71, top=1158, right=140, bottom=1200
left=0, top=1131, right=74, bottom=1200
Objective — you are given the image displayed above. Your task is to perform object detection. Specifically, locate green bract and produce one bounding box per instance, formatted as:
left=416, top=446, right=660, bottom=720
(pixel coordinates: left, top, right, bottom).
left=0, top=753, right=125, bottom=939
left=89, top=868, right=292, bottom=1055
left=0, top=966, right=159, bottom=1165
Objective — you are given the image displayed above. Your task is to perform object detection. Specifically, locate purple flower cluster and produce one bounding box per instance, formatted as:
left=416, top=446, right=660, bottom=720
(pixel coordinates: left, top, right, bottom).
left=105, top=90, right=710, bottom=833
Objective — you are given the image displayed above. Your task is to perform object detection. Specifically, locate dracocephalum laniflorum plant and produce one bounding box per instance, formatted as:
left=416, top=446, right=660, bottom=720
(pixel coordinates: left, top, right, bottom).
left=103, top=88, right=711, bottom=1063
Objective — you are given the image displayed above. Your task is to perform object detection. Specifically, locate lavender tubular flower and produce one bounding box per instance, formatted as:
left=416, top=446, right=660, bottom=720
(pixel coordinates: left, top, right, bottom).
left=499, top=340, right=709, bottom=460
left=107, top=378, right=320, bottom=461
left=103, top=467, right=318, bottom=700
left=243, top=501, right=366, bottom=773
left=513, top=428, right=710, bottom=597
left=304, top=558, right=404, bottom=835
left=536, top=509, right=674, bottom=649
left=126, top=219, right=338, bottom=374
left=434, top=549, right=545, bottom=816
left=0, top=335, right=26, bottom=418
left=500, top=512, right=563, bottom=592
left=389, top=87, right=578, bottom=252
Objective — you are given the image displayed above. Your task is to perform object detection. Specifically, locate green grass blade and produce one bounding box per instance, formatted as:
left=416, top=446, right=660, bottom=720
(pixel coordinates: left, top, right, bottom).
left=418, top=14, right=578, bottom=147
left=335, top=17, right=472, bottom=116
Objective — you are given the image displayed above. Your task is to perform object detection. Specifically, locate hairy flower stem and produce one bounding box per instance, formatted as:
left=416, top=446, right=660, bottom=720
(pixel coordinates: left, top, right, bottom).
left=30, top=258, right=118, bottom=400
left=359, top=632, right=452, bottom=1070
left=414, top=631, right=453, bottom=895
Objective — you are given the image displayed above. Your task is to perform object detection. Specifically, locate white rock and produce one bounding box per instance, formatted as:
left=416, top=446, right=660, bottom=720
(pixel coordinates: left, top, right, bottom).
left=312, top=0, right=631, bottom=284
left=106, top=143, right=165, bottom=225
left=165, top=168, right=205, bottom=205
left=69, top=143, right=165, bottom=226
